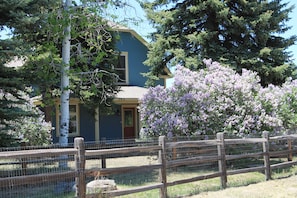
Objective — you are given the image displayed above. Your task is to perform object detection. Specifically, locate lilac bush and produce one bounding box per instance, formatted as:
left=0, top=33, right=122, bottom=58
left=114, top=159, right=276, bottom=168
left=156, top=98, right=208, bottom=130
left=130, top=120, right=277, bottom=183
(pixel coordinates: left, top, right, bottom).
left=140, top=59, right=296, bottom=138
left=259, top=79, right=297, bottom=133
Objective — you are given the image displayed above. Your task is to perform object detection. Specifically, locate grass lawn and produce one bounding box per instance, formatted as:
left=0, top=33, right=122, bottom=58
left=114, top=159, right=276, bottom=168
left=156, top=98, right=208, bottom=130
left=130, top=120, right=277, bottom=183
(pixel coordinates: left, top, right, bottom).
left=75, top=156, right=297, bottom=197
left=2, top=154, right=297, bottom=198
left=188, top=174, right=297, bottom=198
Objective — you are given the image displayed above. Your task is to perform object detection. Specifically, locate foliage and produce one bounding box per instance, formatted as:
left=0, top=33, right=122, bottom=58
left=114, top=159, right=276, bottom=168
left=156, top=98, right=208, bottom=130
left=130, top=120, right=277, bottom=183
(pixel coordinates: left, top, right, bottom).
left=5, top=91, right=52, bottom=146
left=0, top=0, right=59, bottom=146
left=0, top=89, right=51, bottom=147
left=258, top=79, right=297, bottom=133
left=140, top=59, right=297, bottom=138
left=19, top=1, right=122, bottom=112
left=142, top=0, right=297, bottom=86
left=1, top=0, right=141, bottom=146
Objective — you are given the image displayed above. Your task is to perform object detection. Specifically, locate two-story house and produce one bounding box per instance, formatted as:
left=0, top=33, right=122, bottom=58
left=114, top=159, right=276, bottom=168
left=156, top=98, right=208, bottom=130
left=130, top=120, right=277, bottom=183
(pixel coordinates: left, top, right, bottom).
left=50, top=24, right=171, bottom=143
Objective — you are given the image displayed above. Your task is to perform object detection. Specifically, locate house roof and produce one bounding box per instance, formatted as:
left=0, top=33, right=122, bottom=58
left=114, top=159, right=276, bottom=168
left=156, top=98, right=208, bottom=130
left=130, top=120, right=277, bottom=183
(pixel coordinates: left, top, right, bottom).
left=32, top=86, right=148, bottom=105
left=107, top=21, right=148, bottom=47
left=113, top=86, right=148, bottom=104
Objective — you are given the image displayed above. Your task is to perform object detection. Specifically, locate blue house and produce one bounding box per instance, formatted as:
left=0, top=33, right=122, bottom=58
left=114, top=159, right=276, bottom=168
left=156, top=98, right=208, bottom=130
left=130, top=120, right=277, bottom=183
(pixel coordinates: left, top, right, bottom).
left=50, top=24, right=171, bottom=143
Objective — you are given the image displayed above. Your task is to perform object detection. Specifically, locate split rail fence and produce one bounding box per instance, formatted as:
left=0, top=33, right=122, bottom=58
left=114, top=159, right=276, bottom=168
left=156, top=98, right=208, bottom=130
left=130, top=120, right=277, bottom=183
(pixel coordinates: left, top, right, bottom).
left=1, top=132, right=297, bottom=198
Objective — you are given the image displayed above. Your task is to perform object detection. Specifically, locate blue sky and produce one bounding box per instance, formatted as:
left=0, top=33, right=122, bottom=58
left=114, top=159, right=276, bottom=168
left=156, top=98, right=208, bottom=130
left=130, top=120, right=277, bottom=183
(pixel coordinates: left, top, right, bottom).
left=280, top=1, right=297, bottom=64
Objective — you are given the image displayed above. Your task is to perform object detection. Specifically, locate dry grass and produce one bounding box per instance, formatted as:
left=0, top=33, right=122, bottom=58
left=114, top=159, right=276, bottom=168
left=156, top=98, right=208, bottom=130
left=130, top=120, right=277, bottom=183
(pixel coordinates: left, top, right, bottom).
left=188, top=175, right=297, bottom=198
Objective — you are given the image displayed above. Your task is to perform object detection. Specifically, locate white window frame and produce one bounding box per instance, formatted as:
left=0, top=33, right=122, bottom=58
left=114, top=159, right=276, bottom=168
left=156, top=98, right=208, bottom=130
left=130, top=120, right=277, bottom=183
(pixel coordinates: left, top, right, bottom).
left=115, top=52, right=129, bottom=85
left=55, top=99, right=80, bottom=137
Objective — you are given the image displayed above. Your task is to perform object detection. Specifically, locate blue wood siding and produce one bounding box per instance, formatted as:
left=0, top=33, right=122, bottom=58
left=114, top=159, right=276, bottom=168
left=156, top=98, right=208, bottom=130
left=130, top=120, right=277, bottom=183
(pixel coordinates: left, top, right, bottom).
left=116, top=32, right=166, bottom=87
left=116, top=32, right=148, bottom=87
left=51, top=30, right=166, bottom=143
left=51, top=104, right=94, bottom=143
left=79, top=105, right=95, bottom=142
left=99, top=114, right=122, bottom=140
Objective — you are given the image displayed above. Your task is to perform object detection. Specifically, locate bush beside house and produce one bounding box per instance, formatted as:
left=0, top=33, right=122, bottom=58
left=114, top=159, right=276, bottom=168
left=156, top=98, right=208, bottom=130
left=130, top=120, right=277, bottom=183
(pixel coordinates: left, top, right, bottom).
left=140, top=59, right=297, bottom=138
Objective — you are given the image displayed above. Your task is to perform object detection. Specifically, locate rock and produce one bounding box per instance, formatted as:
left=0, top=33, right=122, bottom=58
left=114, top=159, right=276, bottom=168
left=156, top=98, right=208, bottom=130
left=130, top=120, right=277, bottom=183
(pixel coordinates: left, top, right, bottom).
left=86, top=179, right=117, bottom=194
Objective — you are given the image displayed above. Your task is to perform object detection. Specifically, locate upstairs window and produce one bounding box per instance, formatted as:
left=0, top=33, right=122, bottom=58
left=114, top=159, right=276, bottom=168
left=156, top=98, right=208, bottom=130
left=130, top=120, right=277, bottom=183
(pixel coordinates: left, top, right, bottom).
left=115, top=52, right=128, bottom=84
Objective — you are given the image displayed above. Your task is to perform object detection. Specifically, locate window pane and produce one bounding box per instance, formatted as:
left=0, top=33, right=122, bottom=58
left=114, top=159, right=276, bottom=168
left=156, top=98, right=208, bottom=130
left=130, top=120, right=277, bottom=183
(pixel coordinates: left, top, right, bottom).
left=118, top=56, right=126, bottom=68
left=69, top=114, right=77, bottom=134
left=117, top=70, right=126, bottom=81
left=57, top=104, right=78, bottom=135
left=115, top=55, right=126, bottom=83
left=69, top=106, right=77, bottom=133
left=124, top=110, right=133, bottom=127
left=70, top=105, right=76, bottom=113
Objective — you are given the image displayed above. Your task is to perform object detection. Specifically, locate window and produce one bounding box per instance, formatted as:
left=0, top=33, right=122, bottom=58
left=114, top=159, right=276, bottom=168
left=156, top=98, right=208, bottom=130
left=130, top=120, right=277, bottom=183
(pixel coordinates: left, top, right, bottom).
left=124, top=109, right=133, bottom=127
left=115, top=52, right=128, bottom=84
left=56, top=100, right=80, bottom=137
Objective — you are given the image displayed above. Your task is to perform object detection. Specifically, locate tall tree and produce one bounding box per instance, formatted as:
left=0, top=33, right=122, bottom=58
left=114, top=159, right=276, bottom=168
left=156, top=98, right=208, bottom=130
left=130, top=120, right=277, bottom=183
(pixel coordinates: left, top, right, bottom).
left=60, top=0, right=71, bottom=147
left=142, top=0, right=296, bottom=86
left=0, top=0, right=58, bottom=146
left=20, top=0, right=132, bottom=146
left=1, top=0, right=140, bottom=147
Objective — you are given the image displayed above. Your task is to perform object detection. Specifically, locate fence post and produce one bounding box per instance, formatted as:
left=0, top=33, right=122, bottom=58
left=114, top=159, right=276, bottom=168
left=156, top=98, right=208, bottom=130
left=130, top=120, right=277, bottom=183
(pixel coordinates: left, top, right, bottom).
left=287, top=139, right=293, bottom=161
left=172, top=137, right=177, bottom=161
left=217, top=132, right=227, bottom=189
left=101, top=138, right=106, bottom=169
left=159, top=136, right=167, bottom=198
left=75, top=137, right=86, bottom=198
left=21, top=142, right=27, bottom=175
left=262, top=131, right=271, bottom=180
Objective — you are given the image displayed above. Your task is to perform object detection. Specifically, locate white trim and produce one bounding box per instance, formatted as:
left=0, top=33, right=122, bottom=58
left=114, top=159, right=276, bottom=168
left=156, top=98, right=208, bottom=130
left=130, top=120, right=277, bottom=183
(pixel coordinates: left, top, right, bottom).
left=116, top=52, right=129, bottom=85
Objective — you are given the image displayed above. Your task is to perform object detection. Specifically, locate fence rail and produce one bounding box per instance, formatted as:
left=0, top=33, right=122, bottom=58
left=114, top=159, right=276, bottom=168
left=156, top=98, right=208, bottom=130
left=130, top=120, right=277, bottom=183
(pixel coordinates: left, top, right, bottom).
left=1, top=132, right=297, bottom=198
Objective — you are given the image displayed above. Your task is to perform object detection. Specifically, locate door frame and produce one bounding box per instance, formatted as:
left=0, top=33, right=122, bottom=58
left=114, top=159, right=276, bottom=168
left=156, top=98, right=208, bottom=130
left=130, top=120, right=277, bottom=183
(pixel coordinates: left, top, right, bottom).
left=121, top=105, right=138, bottom=139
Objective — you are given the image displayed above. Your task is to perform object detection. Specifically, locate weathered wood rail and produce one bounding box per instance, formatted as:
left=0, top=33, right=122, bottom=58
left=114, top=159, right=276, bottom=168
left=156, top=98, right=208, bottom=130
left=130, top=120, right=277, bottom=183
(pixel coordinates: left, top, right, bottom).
left=1, top=132, right=297, bottom=198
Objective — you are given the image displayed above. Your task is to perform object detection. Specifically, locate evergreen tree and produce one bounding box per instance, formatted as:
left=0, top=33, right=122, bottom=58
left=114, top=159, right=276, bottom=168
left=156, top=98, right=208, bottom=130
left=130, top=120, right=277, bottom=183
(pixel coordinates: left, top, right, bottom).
left=0, top=0, right=58, bottom=146
left=143, top=0, right=296, bottom=86
left=5, top=0, right=137, bottom=146
left=0, top=65, right=28, bottom=146
left=1, top=0, right=140, bottom=146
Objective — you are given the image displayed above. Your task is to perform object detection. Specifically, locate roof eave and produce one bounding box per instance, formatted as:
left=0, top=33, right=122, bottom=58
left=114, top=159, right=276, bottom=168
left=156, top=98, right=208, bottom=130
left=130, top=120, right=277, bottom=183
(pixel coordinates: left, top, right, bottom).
left=113, top=98, right=140, bottom=104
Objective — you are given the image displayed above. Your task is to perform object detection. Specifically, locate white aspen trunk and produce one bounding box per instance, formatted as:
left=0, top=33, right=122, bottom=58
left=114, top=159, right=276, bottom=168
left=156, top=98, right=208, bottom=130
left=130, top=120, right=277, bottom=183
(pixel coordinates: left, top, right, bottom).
left=60, top=0, right=71, bottom=147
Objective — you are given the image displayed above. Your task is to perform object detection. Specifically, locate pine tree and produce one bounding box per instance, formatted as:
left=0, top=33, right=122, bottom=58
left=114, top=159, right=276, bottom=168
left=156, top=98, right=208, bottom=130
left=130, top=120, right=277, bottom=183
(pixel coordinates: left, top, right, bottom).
left=143, top=0, right=296, bottom=86
left=0, top=65, right=28, bottom=146
left=0, top=0, right=57, bottom=147
left=0, top=0, right=56, bottom=146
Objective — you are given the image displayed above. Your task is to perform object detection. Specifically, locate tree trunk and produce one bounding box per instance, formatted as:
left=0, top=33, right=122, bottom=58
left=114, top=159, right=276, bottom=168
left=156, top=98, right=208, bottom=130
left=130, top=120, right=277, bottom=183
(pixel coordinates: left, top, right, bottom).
left=60, top=0, right=71, bottom=148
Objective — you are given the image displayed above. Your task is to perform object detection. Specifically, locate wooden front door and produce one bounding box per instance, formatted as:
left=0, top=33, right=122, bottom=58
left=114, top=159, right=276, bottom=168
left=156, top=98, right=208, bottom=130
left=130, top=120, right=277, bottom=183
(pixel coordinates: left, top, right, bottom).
left=123, top=108, right=135, bottom=139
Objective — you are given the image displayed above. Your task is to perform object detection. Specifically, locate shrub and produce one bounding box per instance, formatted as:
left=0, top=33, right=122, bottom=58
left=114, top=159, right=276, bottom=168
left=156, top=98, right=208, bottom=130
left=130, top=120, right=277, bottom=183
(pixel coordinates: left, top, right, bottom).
left=1, top=90, right=52, bottom=147
left=140, top=59, right=294, bottom=138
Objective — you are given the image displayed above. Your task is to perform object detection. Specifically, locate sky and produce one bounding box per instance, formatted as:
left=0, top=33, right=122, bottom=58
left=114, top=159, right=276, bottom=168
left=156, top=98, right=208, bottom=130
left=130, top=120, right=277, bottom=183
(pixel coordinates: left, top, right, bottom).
left=118, top=0, right=297, bottom=66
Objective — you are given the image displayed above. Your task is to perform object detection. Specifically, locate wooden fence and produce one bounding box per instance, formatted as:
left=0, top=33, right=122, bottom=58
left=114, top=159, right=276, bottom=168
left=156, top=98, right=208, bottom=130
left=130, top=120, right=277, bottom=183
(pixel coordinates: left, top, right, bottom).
left=1, top=132, right=297, bottom=198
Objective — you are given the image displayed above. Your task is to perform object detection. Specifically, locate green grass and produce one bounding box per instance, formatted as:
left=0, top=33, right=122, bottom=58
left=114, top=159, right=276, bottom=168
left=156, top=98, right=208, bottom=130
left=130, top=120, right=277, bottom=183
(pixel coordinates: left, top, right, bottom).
left=1, top=156, right=297, bottom=198
left=271, top=164, right=297, bottom=179
left=112, top=164, right=297, bottom=198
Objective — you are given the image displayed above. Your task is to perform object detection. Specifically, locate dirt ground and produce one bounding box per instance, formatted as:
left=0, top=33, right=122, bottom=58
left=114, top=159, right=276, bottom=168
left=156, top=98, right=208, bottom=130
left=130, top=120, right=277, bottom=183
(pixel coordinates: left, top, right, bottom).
left=188, top=175, right=297, bottom=198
